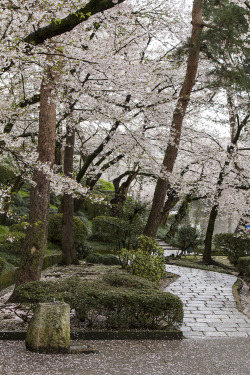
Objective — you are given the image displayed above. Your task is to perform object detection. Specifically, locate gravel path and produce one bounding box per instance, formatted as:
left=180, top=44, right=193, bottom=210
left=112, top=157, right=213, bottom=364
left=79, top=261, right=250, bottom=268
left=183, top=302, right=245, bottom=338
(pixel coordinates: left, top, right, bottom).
left=164, top=264, right=250, bottom=338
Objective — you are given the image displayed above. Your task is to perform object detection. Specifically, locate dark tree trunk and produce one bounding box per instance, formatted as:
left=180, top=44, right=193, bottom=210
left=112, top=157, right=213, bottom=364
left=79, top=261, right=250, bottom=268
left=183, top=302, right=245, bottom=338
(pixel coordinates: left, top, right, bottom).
left=143, top=0, right=204, bottom=238
left=161, top=191, right=179, bottom=225
left=110, top=171, right=137, bottom=215
left=10, top=60, right=59, bottom=299
left=0, top=176, right=23, bottom=225
left=61, top=125, right=79, bottom=265
left=166, top=195, right=193, bottom=239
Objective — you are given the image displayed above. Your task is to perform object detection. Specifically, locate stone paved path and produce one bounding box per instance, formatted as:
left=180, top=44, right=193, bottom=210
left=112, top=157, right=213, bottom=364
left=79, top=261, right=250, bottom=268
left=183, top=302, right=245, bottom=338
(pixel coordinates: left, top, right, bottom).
left=164, top=264, right=250, bottom=338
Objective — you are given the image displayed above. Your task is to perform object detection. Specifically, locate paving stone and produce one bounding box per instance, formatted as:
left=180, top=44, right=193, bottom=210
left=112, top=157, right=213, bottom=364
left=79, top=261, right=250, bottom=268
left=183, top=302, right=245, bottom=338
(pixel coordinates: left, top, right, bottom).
left=164, top=257, right=250, bottom=339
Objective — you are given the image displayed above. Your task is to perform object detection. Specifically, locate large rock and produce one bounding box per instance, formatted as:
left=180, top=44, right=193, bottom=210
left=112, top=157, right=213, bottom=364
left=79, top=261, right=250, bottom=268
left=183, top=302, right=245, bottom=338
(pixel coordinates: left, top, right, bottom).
left=25, top=302, right=70, bottom=353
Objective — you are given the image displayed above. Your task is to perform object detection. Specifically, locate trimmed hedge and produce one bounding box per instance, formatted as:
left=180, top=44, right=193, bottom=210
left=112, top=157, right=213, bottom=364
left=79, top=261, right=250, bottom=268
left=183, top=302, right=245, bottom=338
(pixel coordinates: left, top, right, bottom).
left=73, top=288, right=183, bottom=330
left=213, top=233, right=250, bottom=265
left=15, top=276, right=183, bottom=330
left=237, top=256, right=250, bottom=277
left=92, top=216, right=127, bottom=243
left=85, top=253, right=120, bottom=265
left=48, top=214, right=88, bottom=251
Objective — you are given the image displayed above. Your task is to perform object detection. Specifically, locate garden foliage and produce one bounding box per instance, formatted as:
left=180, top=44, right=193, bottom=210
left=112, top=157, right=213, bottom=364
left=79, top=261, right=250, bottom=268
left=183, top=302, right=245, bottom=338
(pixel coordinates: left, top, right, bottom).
left=213, top=233, right=250, bottom=265
left=15, top=274, right=183, bottom=330
left=118, top=236, right=166, bottom=283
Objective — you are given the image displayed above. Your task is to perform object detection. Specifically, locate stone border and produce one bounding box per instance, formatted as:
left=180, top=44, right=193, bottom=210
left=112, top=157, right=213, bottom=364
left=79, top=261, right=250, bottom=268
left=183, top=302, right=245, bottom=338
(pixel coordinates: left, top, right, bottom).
left=0, top=330, right=183, bottom=341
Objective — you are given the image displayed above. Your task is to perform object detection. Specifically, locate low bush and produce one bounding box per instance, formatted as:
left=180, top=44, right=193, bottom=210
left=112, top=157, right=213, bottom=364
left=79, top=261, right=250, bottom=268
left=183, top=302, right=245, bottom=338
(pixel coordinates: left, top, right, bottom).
left=174, top=224, right=203, bottom=253
left=76, top=243, right=92, bottom=259
left=0, top=231, right=26, bottom=253
left=73, top=288, right=183, bottom=330
left=103, top=271, right=158, bottom=290
left=92, top=216, right=127, bottom=243
left=0, top=256, right=7, bottom=273
left=85, top=253, right=120, bottom=265
left=9, top=222, right=28, bottom=233
left=118, top=236, right=166, bottom=283
left=83, top=195, right=111, bottom=219
left=48, top=214, right=88, bottom=247
left=15, top=277, right=183, bottom=330
left=213, top=233, right=250, bottom=265
left=237, top=256, right=250, bottom=277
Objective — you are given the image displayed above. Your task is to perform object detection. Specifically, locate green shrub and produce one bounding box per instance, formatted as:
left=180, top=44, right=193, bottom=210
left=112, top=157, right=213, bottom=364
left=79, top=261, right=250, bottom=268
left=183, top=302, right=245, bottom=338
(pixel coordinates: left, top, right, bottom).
left=237, top=256, right=250, bottom=277
left=0, top=257, right=7, bottom=273
left=103, top=271, right=158, bottom=290
left=0, top=231, right=26, bottom=253
left=92, top=216, right=127, bottom=242
left=9, top=222, right=28, bottom=233
left=0, top=225, right=9, bottom=236
left=83, top=195, right=111, bottom=219
left=48, top=214, right=88, bottom=247
left=213, top=233, right=250, bottom=265
left=76, top=243, right=92, bottom=259
left=15, top=277, right=183, bottom=330
left=174, top=225, right=203, bottom=252
left=85, top=253, right=120, bottom=265
left=119, top=236, right=166, bottom=283
left=92, top=215, right=143, bottom=249
left=72, top=288, right=183, bottom=330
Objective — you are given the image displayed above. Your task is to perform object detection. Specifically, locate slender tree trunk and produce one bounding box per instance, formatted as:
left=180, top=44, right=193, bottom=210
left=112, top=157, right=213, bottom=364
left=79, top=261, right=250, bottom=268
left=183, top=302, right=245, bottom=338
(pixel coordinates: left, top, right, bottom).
left=202, top=101, right=249, bottom=263
left=10, top=59, right=59, bottom=299
left=61, top=125, right=79, bottom=265
left=143, top=0, right=204, bottom=238
left=166, top=195, right=193, bottom=239
left=161, top=192, right=179, bottom=225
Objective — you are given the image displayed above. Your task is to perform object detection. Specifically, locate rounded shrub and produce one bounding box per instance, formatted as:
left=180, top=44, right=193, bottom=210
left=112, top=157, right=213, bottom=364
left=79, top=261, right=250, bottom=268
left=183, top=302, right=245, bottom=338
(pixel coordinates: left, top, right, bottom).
left=48, top=214, right=88, bottom=246
left=9, top=222, right=29, bottom=233
left=0, top=231, right=26, bottom=253
left=85, top=253, right=120, bottom=265
left=118, top=236, right=166, bottom=283
left=15, top=277, right=183, bottom=330
left=213, top=233, right=250, bottom=265
left=92, top=215, right=126, bottom=242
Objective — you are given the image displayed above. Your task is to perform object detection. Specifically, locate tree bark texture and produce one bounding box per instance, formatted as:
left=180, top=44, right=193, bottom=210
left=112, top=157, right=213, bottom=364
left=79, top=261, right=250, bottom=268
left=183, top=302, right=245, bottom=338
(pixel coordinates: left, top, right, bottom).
left=61, top=125, right=79, bottom=265
left=143, top=0, right=204, bottom=238
left=11, top=60, right=59, bottom=297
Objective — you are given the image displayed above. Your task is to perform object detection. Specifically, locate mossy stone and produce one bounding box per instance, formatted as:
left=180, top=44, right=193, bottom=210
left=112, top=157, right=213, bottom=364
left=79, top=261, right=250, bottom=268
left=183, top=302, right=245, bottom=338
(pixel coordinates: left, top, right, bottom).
left=25, top=302, right=70, bottom=354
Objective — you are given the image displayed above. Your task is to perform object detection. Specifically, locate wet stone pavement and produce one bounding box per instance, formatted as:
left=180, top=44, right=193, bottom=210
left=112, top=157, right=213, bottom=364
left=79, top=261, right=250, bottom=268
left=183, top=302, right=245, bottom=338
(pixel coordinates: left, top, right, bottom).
left=164, top=264, right=250, bottom=338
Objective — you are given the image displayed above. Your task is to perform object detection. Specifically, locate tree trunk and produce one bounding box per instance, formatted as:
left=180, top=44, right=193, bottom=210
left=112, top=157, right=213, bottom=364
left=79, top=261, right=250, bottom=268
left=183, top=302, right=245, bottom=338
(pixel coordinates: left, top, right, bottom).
left=143, top=0, right=204, bottom=238
left=166, top=195, right=193, bottom=239
left=10, top=59, right=59, bottom=299
left=161, top=191, right=179, bottom=225
left=61, top=125, right=79, bottom=265
left=202, top=102, right=249, bottom=263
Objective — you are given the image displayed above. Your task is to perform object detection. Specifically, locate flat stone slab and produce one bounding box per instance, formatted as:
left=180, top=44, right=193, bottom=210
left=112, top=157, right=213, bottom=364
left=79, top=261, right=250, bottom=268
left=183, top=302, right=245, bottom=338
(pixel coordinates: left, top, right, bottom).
left=164, top=264, right=250, bottom=338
